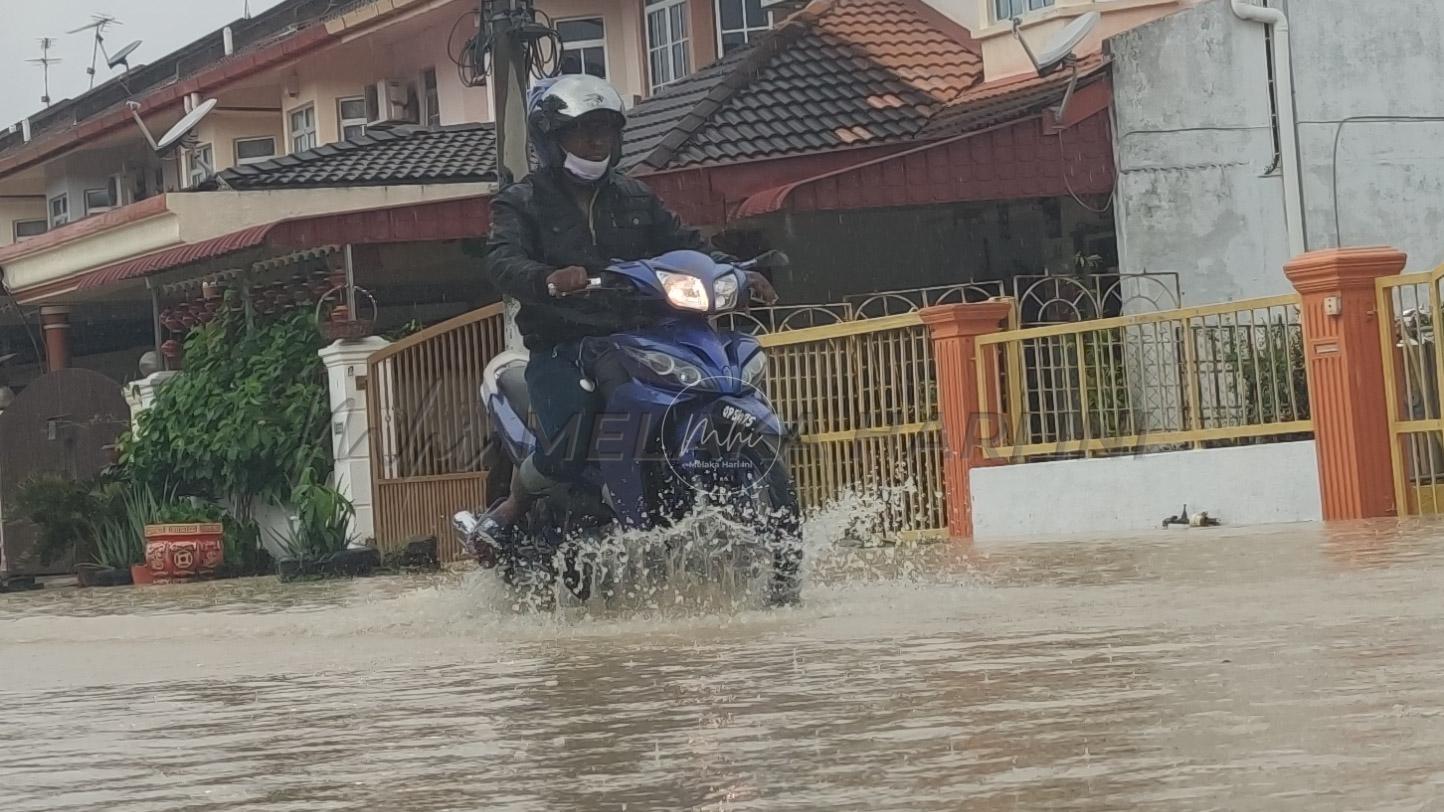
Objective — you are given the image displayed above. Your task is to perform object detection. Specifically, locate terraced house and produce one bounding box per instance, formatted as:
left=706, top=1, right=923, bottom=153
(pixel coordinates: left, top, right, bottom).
left=0, top=0, right=1439, bottom=557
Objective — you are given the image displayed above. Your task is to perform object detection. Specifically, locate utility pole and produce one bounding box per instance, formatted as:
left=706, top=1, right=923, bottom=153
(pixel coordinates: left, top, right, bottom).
left=477, top=0, right=552, bottom=347
left=485, top=0, right=533, bottom=189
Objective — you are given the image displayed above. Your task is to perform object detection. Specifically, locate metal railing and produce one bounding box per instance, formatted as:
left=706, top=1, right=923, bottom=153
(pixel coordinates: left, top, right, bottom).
left=975, top=294, right=1311, bottom=462
left=1377, top=266, right=1444, bottom=516
left=757, top=314, right=948, bottom=540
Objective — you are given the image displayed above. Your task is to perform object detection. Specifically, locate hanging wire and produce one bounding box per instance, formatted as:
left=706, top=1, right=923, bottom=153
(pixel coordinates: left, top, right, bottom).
left=451, top=0, right=562, bottom=88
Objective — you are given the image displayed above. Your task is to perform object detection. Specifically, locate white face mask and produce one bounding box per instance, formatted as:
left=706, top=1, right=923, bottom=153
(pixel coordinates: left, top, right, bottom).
left=563, top=151, right=611, bottom=182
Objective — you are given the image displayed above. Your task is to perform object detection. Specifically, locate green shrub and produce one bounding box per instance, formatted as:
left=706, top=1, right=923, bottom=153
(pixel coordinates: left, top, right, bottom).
left=274, top=470, right=356, bottom=563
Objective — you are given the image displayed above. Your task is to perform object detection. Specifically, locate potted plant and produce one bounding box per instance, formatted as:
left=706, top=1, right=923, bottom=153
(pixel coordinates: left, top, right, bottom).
left=274, top=472, right=376, bottom=582
left=143, top=499, right=226, bottom=585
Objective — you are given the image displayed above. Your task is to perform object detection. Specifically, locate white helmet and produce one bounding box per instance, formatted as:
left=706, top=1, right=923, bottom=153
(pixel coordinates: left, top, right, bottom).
left=526, top=74, right=627, bottom=174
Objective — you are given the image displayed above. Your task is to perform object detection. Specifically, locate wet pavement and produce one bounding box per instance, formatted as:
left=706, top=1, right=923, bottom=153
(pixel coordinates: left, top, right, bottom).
left=3, top=520, right=1444, bottom=810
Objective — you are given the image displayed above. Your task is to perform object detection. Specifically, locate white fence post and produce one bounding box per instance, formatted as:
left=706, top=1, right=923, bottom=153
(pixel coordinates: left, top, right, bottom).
left=319, top=337, right=390, bottom=544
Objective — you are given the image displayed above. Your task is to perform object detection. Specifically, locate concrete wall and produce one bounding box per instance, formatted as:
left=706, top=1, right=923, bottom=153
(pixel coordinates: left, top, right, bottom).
left=971, top=440, right=1322, bottom=538
left=196, top=111, right=287, bottom=175
left=1112, top=0, right=1444, bottom=304
left=0, top=199, right=47, bottom=248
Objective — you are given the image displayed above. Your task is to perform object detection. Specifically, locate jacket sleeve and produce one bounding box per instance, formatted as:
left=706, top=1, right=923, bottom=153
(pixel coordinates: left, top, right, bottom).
left=646, top=192, right=736, bottom=263
left=486, top=188, right=554, bottom=304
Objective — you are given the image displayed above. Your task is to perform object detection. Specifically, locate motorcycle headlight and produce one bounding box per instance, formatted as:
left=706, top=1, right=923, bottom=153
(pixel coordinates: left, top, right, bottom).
left=714, top=274, right=740, bottom=311
left=741, top=350, right=768, bottom=389
left=624, top=347, right=708, bottom=390
left=656, top=271, right=711, bottom=312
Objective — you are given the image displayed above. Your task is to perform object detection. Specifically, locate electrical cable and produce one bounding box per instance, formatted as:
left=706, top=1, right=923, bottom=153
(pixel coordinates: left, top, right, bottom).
left=1315, top=115, right=1444, bottom=248
left=456, top=1, right=562, bottom=89
left=1057, top=127, right=1113, bottom=215
left=0, top=277, right=47, bottom=372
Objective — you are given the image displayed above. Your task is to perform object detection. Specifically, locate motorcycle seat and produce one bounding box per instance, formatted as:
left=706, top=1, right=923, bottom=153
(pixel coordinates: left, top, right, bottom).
left=497, top=363, right=532, bottom=419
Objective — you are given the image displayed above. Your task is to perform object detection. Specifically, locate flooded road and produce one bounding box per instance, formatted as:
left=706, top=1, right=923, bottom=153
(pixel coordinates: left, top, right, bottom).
left=4, top=521, right=1444, bottom=810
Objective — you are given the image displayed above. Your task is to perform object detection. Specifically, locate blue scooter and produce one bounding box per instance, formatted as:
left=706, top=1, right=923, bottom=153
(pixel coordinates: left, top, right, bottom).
left=454, top=250, right=802, bottom=606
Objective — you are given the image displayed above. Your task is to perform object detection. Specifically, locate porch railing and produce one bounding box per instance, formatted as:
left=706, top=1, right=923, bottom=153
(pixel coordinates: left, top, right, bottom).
left=974, top=294, right=1312, bottom=462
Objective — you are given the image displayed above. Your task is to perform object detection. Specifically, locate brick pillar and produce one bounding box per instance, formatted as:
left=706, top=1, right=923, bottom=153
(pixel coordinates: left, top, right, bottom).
left=919, top=301, right=1014, bottom=539
left=1284, top=246, right=1407, bottom=520
left=40, top=306, right=72, bottom=372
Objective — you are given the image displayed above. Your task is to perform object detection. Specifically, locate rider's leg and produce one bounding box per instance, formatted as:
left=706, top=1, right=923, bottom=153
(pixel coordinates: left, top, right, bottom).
left=484, top=343, right=600, bottom=529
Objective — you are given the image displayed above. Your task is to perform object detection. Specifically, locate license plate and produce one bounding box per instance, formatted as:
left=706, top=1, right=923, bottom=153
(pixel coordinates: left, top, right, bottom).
left=720, top=404, right=758, bottom=429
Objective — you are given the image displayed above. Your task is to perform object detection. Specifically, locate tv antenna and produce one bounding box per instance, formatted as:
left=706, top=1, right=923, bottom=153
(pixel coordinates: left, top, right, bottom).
left=28, top=38, right=62, bottom=106
left=69, top=13, right=122, bottom=90
left=1011, top=11, right=1100, bottom=121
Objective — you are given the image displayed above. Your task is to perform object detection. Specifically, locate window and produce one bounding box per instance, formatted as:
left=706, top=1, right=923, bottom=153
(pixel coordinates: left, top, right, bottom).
left=84, top=177, right=120, bottom=214
left=289, top=104, right=317, bottom=153
left=716, top=0, right=771, bottom=56
left=186, top=144, right=214, bottom=188
left=994, top=0, right=1055, bottom=20
left=558, top=18, right=608, bottom=79
left=338, top=96, right=368, bottom=140
left=235, top=136, right=277, bottom=166
left=13, top=219, right=47, bottom=241
left=422, top=68, right=441, bottom=127
left=49, top=194, right=69, bottom=227
left=646, top=0, right=691, bottom=92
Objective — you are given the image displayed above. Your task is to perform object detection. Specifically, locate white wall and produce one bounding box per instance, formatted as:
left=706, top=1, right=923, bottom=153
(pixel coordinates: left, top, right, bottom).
left=971, top=440, right=1322, bottom=538
left=1111, top=0, right=1444, bottom=304
left=0, top=198, right=47, bottom=247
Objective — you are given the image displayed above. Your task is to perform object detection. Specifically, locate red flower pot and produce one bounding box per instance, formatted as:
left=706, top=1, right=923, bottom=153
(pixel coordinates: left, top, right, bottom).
left=143, top=524, right=225, bottom=584
left=131, top=564, right=155, bottom=586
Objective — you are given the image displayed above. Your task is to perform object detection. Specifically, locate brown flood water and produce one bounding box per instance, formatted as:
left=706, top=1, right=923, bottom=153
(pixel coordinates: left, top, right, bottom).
left=3, top=520, right=1444, bottom=810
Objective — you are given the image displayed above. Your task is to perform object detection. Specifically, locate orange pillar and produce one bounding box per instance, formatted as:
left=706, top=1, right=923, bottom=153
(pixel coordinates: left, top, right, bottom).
left=40, top=306, right=72, bottom=373
left=919, top=301, right=1014, bottom=539
left=1284, top=247, right=1407, bottom=520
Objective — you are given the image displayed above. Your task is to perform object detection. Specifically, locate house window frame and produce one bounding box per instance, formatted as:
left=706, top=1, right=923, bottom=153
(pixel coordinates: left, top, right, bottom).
left=421, top=68, right=441, bottom=127
left=234, top=136, right=278, bottom=167
left=715, top=0, right=772, bottom=56
left=993, top=0, right=1056, bottom=21
left=49, top=193, right=69, bottom=227
left=289, top=103, right=318, bottom=153
left=646, top=0, right=692, bottom=93
left=556, top=16, right=610, bottom=80
left=338, top=96, right=369, bottom=141
left=13, top=218, right=47, bottom=241
left=185, top=144, right=215, bottom=189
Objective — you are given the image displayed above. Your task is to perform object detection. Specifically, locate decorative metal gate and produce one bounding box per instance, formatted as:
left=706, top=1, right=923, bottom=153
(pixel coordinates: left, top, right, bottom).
left=366, top=304, right=507, bottom=560
left=1376, top=265, right=1444, bottom=515
left=0, top=369, right=131, bottom=576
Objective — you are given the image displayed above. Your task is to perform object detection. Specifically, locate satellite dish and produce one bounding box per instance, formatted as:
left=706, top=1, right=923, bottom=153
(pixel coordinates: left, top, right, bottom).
left=1011, top=11, right=1100, bottom=120
left=156, top=98, right=218, bottom=152
left=1030, top=12, right=1100, bottom=74
left=108, top=40, right=141, bottom=71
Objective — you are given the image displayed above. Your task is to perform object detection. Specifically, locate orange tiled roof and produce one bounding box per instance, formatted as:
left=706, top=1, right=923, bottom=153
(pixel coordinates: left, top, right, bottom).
left=624, top=0, right=984, bottom=171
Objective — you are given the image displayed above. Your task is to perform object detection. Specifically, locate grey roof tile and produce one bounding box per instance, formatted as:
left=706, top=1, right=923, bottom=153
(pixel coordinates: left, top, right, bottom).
left=218, top=123, right=497, bottom=190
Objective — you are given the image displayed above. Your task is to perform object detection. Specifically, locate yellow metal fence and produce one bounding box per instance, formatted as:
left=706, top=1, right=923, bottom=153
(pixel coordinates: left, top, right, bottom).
left=975, top=294, right=1312, bottom=461
left=1376, top=266, right=1444, bottom=516
left=757, top=314, right=948, bottom=540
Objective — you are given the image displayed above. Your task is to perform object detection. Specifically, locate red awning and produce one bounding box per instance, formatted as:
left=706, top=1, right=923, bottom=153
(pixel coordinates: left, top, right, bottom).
left=72, top=195, right=492, bottom=292
left=735, top=82, right=1114, bottom=219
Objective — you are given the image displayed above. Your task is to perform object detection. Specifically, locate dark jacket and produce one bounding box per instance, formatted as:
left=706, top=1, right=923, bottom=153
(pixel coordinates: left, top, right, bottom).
left=487, top=167, right=722, bottom=351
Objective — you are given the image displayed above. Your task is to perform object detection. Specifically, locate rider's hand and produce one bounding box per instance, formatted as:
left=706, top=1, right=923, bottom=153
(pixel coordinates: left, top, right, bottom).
left=547, top=266, right=591, bottom=296
left=746, top=271, right=779, bottom=306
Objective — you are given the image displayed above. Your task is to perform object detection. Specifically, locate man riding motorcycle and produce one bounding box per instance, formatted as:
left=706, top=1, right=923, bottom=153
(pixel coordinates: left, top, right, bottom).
left=477, top=74, right=778, bottom=548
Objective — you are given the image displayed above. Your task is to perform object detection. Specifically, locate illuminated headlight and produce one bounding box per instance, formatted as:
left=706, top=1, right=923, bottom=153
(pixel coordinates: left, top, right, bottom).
left=656, top=270, right=710, bottom=312
left=625, top=347, right=707, bottom=389
left=714, top=274, right=740, bottom=310
left=741, top=350, right=768, bottom=388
